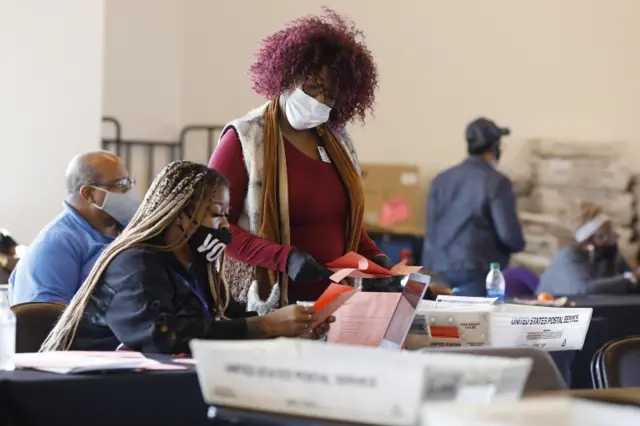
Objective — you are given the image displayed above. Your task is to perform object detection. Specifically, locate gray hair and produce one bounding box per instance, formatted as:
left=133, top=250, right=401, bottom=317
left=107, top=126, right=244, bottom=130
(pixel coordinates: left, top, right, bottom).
left=65, top=163, right=101, bottom=194
left=64, top=152, right=107, bottom=194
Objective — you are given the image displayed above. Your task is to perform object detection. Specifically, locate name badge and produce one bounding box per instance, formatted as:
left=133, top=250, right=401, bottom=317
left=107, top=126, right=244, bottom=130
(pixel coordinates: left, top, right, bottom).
left=318, top=147, right=331, bottom=163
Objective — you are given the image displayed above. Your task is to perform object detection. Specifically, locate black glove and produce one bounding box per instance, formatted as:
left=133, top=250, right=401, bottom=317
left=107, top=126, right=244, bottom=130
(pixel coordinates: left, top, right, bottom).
left=286, top=248, right=332, bottom=283
left=373, top=254, right=395, bottom=270
left=362, top=255, right=404, bottom=292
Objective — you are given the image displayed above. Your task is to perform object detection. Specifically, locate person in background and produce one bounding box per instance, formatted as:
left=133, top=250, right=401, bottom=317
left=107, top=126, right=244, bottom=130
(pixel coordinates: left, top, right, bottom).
left=537, top=202, right=639, bottom=296
left=423, top=117, right=525, bottom=296
left=9, top=151, right=140, bottom=305
left=0, top=231, right=18, bottom=284
left=209, top=8, right=444, bottom=310
left=40, top=162, right=331, bottom=353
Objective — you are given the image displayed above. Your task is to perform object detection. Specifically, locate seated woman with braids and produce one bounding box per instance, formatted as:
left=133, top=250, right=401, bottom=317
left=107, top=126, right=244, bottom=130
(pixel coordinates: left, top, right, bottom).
left=40, top=162, right=330, bottom=353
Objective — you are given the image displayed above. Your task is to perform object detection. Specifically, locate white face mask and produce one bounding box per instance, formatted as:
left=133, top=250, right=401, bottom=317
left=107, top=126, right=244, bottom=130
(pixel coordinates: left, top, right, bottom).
left=282, top=88, right=332, bottom=130
left=92, top=187, right=141, bottom=227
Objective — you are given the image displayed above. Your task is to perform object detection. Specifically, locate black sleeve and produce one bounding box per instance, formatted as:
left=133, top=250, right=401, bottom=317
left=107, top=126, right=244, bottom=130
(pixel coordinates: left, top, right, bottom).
left=424, top=286, right=435, bottom=300
left=103, top=251, right=250, bottom=354
left=225, top=291, right=258, bottom=319
left=616, top=255, right=633, bottom=275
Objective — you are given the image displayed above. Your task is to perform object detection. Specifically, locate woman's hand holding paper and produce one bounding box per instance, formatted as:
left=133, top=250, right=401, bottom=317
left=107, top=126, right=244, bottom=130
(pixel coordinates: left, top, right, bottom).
left=301, top=315, right=336, bottom=340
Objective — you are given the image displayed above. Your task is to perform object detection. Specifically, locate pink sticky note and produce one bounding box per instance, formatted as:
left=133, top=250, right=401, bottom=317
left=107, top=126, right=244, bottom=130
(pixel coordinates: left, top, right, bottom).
left=379, top=196, right=410, bottom=227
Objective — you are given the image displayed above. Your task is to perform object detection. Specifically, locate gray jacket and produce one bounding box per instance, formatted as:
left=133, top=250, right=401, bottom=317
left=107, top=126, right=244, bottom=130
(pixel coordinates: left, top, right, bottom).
left=423, top=156, right=525, bottom=272
left=538, top=246, right=633, bottom=296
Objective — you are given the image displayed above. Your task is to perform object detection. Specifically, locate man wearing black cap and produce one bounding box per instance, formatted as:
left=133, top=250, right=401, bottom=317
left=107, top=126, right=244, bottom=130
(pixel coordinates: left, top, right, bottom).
left=422, top=117, right=525, bottom=296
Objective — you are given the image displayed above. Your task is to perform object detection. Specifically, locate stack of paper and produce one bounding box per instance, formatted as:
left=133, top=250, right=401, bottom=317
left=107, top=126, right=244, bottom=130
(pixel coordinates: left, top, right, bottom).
left=190, top=338, right=532, bottom=426
left=422, top=397, right=640, bottom=426
left=407, top=296, right=592, bottom=352
left=15, top=351, right=186, bottom=374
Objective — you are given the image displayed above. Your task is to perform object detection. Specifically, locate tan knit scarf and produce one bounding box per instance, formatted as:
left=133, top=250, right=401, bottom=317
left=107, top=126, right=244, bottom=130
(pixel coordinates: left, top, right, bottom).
left=255, top=100, right=364, bottom=305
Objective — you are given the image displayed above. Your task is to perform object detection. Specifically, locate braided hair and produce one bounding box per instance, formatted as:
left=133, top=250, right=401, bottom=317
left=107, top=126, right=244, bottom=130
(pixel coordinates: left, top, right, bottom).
left=41, top=161, right=229, bottom=352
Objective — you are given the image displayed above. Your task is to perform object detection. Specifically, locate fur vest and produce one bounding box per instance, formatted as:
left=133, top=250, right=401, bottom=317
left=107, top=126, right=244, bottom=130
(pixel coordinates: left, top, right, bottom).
left=220, top=102, right=360, bottom=312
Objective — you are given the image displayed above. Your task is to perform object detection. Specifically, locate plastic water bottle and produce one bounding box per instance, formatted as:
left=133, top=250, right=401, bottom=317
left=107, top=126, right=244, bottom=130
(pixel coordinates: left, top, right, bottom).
left=0, top=290, right=16, bottom=370
left=485, top=263, right=506, bottom=303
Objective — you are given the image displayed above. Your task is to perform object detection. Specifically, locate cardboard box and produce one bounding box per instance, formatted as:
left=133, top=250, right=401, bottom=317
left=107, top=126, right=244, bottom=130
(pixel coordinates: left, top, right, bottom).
left=531, top=186, right=635, bottom=226
left=535, top=157, right=631, bottom=190
left=360, top=163, right=425, bottom=235
left=529, top=139, right=627, bottom=159
left=522, top=233, right=563, bottom=258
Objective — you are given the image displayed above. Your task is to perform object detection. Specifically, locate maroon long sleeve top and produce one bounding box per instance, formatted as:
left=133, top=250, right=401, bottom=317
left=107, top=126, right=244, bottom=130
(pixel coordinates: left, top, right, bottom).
left=208, top=129, right=383, bottom=302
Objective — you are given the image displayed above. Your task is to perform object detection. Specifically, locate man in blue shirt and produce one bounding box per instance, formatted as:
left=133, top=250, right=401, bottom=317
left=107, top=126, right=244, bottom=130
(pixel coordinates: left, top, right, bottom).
left=9, top=151, right=140, bottom=305
left=423, top=118, right=525, bottom=296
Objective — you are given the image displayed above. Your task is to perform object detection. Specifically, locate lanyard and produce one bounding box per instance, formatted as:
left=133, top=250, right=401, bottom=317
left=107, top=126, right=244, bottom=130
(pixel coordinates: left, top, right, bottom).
left=177, top=273, right=212, bottom=322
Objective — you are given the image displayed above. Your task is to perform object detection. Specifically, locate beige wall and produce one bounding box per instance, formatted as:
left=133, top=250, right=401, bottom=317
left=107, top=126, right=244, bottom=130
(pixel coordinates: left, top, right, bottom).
left=104, top=0, right=640, bottom=175
left=102, top=0, right=184, bottom=140
left=1, top=0, right=105, bottom=243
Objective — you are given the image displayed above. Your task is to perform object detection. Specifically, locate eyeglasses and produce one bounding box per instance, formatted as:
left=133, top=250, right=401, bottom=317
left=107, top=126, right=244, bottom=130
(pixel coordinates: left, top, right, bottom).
left=301, top=76, right=339, bottom=107
left=93, top=177, right=136, bottom=190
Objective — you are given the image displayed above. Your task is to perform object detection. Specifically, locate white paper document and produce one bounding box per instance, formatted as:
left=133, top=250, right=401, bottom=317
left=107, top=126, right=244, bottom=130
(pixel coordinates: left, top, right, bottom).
left=407, top=302, right=592, bottom=351
left=434, top=295, right=497, bottom=309
left=490, top=304, right=592, bottom=351
left=422, top=397, right=640, bottom=426
left=191, top=338, right=532, bottom=425
left=407, top=300, right=493, bottom=349
left=191, top=338, right=424, bottom=426
left=14, top=351, right=184, bottom=374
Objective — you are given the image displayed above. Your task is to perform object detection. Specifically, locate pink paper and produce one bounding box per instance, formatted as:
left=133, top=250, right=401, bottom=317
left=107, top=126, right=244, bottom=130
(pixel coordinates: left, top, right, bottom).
left=326, top=292, right=402, bottom=347
left=379, top=196, right=409, bottom=227
left=329, top=268, right=359, bottom=283
left=390, top=262, right=422, bottom=276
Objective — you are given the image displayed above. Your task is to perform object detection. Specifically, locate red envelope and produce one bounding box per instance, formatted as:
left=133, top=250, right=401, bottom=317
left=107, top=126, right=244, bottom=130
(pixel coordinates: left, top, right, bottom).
left=327, top=251, right=422, bottom=282
left=311, top=283, right=358, bottom=328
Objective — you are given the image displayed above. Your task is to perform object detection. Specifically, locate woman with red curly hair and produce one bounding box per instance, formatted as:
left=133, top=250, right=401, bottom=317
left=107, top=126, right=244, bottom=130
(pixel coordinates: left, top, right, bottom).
left=209, top=9, right=410, bottom=311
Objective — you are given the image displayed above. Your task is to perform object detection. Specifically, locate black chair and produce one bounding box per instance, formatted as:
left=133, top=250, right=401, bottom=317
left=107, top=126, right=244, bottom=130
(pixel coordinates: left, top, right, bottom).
left=590, top=345, right=601, bottom=388
left=599, top=336, right=640, bottom=388
left=11, top=302, right=67, bottom=352
left=590, top=338, right=616, bottom=389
